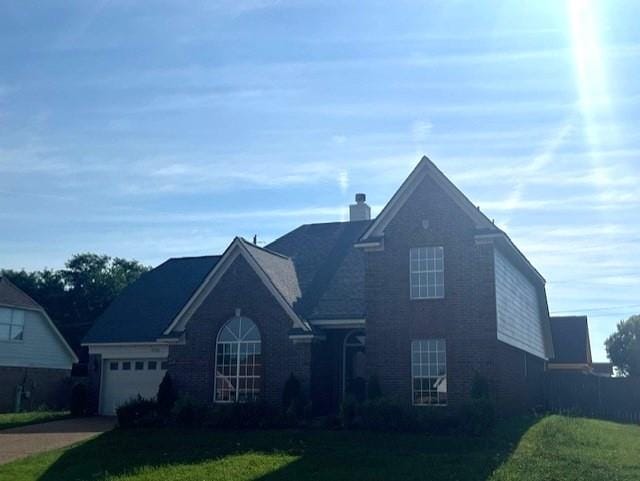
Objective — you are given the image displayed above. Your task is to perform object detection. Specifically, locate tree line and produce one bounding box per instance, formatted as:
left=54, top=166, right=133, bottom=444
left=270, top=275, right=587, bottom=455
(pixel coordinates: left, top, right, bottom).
left=2, top=253, right=149, bottom=360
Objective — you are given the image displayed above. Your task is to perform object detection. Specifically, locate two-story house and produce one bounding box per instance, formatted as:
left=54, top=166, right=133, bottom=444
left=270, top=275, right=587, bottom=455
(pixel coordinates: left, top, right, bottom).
left=84, top=157, right=554, bottom=415
left=0, top=277, right=78, bottom=412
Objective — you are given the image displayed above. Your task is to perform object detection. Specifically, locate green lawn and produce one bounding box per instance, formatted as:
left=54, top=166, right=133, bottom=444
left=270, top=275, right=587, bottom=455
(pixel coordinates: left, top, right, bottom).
left=0, top=411, right=69, bottom=431
left=0, top=415, right=639, bottom=481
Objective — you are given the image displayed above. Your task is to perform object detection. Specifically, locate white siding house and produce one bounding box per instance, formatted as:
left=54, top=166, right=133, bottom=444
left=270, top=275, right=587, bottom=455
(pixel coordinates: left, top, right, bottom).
left=0, top=277, right=77, bottom=412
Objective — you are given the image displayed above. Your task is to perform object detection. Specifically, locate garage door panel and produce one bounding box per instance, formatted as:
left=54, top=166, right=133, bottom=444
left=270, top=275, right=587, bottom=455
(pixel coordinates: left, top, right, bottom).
left=101, top=359, right=167, bottom=415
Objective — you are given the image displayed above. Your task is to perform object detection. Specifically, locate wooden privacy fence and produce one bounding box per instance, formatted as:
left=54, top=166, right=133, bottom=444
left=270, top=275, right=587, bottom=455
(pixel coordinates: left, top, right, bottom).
left=545, top=372, right=640, bottom=423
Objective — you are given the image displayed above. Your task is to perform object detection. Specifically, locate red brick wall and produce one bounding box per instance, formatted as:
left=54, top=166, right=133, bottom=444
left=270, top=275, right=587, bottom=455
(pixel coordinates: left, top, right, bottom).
left=365, top=173, right=506, bottom=410
left=168, top=255, right=312, bottom=408
left=0, top=366, right=71, bottom=413
left=495, top=341, right=546, bottom=414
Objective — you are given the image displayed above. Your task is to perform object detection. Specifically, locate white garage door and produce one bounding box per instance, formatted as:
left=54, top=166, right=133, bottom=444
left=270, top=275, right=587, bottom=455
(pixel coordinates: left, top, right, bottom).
left=100, top=358, right=167, bottom=415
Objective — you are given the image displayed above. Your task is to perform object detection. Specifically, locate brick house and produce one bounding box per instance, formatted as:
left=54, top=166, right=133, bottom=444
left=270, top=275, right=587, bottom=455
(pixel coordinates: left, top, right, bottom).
left=84, top=157, right=556, bottom=415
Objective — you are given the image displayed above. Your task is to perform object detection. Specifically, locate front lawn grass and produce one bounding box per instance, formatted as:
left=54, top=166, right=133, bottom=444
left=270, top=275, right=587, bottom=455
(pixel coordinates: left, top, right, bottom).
left=0, top=415, right=638, bottom=481
left=0, top=411, right=69, bottom=431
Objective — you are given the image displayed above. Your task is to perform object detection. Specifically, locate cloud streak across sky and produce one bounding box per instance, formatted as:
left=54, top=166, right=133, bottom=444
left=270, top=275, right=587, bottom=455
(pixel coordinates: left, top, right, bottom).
left=1, top=0, right=639, bottom=360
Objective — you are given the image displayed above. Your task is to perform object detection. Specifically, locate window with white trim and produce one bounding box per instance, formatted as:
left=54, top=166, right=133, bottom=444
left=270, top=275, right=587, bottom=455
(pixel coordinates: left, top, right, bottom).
left=410, top=246, right=444, bottom=299
left=215, top=317, right=262, bottom=403
left=0, top=307, right=25, bottom=341
left=411, top=339, right=447, bottom=406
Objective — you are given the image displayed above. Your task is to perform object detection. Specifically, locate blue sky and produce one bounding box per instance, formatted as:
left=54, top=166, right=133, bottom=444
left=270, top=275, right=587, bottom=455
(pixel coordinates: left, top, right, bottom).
left=1, top=1, right=639, bottom=361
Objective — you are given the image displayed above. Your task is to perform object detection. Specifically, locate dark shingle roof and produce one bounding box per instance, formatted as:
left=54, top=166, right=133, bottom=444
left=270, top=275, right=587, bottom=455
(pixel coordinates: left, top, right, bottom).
left=550, top=316, right=592, bottom=364
left=0, top=277, right=42, bottom=311
left=84, top=221, right=372, bottom=344
left=84, top=255, right=220, bottom=343
left=267, top=220, right=372, bottom=319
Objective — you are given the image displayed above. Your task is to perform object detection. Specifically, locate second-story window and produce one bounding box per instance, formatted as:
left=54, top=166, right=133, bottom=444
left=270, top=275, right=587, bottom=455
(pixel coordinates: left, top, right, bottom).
left=0, top=307, right=25, bottom=341
left=410, top=246, right=444, bottom=299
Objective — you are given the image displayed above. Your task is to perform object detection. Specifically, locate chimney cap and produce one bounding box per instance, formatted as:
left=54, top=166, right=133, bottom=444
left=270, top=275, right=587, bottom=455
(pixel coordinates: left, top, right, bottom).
left=355, top=193, right=366, bottom=203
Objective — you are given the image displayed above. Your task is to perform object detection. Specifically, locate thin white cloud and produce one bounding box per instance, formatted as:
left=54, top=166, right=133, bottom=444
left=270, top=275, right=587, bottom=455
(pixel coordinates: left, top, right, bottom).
left=337, top=171, right=349, bottom=194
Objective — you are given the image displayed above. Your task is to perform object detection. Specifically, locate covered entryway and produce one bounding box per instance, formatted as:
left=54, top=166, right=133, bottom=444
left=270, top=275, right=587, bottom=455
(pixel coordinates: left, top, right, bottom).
left=343, top=329, right=366, bottom=402
left=100, top=358, right=167, bottom=415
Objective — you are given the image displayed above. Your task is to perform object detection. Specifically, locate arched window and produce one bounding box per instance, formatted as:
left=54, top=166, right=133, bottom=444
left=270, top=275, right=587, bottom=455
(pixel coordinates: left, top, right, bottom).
left=214, top=317, right=262, bottom=402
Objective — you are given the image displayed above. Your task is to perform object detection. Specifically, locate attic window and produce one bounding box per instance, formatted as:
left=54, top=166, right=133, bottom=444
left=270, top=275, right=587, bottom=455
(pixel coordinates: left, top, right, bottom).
left=410, top=247, right=444, bottom=299
left=0, top=307, right=25, bottom=342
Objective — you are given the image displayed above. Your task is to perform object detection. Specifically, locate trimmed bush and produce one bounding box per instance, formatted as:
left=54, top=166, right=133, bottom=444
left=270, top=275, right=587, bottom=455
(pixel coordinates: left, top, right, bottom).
left=172, top=395, right=208, bottom=427
left=116, top=396, right=159, bottom=428
left=282, top=373, right=307, bottom=425
left=70, top=383, right=88, bottom=417
left=414, top=407, right=456, bottom=434
left=282, top=374, right=302, bottom=409
left=205, top=402, right=278, bottom=429
left=157, top=372, right=178, bottom=419
left=360, top=397, right=405, bottom=431
left=458, top=398, right=496, bottom=436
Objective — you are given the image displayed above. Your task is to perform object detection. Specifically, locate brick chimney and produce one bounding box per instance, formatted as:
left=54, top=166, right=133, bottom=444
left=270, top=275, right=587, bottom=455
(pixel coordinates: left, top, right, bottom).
left=349, top=193, right=371, bottom=221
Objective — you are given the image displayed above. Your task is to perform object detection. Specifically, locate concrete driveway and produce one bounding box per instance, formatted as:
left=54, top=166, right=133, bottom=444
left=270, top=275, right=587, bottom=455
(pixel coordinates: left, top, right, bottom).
left=0, top=417, right=115, bottom=465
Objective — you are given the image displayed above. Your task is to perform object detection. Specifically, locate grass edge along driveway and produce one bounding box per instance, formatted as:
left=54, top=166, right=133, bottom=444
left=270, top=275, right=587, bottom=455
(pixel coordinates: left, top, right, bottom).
left=0, top=412, right=69, bottom=431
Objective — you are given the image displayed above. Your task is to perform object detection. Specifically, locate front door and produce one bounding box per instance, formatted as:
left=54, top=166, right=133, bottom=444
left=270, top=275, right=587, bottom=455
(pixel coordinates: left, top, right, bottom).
left=343, top=330, right=366, bottom=402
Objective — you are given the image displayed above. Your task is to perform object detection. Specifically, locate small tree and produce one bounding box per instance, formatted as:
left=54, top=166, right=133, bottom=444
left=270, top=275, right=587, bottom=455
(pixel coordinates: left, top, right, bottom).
left=157, top=372, right=177, bottom=418
left=282, top=373, right=302, bottom=413
left=605, top=314, right=640, bottom=377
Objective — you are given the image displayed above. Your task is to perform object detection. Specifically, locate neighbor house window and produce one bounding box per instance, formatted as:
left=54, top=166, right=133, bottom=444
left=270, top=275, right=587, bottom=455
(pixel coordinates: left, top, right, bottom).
left=215, top=317, right=262, bottom=403
left=135, top=361, right=144, bottom=370
left=411, top=339, right=447, bottom=406
left=148, top=361, right=157, bottom=370
left=122, top=361, right=131, bottom=371
left=0, top=307, right=25, bottom=341
left=410, top=247, right=444, bottom=299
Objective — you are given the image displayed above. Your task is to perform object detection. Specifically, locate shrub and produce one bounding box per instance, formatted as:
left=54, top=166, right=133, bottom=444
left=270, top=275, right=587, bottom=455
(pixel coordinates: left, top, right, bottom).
left=70, top=383, right=88, bottom=417
left=458, top=398, right=496, bottom=436
left=282, top=373, right=307, bottom=425
left=323, top=414, right=341, bottom=430
left=282, top=374, right=302, bottom=410
left=360, top=397, right=405, bottom=431
left=157, top=372, right=178, bottom=419
left=367, top=374, right=382, bottom=400
left=116, top=396, right=159, bottom=428
left=172, top=395, right=208, bottom=427
left=206, top=402, right=277, bottom=429
left=414, top=407, right=456, bottom=434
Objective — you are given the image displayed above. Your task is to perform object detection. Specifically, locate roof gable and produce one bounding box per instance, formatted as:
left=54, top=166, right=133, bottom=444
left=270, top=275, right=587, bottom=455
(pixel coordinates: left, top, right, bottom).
left=550, top=316, right=592, bottom=365
left=164, top=237, right=308, bottom=335
left=359, top=156, right=495, bottom=243
left=0, top=277, right=42, bottom=311
left=0, top=277, right=78, bottom=363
